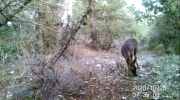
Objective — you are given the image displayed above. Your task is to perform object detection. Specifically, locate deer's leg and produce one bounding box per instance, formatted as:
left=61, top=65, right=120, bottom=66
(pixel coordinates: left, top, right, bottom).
left=134, top=48, right=139, bottom=68
left=126, top=59, right=131, bottom=71
left=130, top=54, right=133, bottom=62
left=134, top=48, right=137, bottom=58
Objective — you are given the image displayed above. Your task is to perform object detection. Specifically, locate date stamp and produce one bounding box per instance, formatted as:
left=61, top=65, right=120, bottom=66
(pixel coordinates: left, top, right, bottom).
left=133, top=84, right=166, bottom=91
left=132, top=84, right=166, bottom=99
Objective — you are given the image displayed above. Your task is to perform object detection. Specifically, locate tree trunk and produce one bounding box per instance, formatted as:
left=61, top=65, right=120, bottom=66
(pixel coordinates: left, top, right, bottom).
left=88, top=0, right=98, bottom=49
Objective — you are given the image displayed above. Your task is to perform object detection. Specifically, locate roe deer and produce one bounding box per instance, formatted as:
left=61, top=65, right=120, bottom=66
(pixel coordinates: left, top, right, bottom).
left=121, top=38, right=139, bottom=76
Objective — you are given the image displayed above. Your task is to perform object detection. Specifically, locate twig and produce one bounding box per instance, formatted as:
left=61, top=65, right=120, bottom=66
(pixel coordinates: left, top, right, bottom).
left=31, top=67, right=45, bottom=80
left=11, top=18, right=59, bottom=32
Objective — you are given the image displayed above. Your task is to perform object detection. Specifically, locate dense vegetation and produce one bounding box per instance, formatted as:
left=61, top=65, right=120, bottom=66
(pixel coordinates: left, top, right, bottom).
left=0, top=0, right=179, bottom=99
left=136, top=0, right=180, bottom=54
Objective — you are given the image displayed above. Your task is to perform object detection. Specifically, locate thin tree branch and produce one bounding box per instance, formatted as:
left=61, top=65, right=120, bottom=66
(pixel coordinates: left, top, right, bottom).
left=31, top=67, right=45, bottom=80
left=11, top=18, right=59, bottom=32
left=0, top=0, right=32, bottom=27
left=47, top=6, right=92, bottom=67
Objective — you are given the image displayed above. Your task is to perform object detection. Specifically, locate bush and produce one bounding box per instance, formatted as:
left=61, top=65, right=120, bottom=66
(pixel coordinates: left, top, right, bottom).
left=147, top=25, right=180, bottom=54
left=12, top=65, right=83, bottom=100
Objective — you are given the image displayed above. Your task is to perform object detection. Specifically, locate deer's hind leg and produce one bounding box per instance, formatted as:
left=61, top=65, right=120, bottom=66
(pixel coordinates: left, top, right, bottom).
left=134, top=48, right=139, bottom=69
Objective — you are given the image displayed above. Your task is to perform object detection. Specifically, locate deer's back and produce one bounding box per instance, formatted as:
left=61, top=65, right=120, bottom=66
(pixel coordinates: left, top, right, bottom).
left=121, top=38, right=138, bottom=58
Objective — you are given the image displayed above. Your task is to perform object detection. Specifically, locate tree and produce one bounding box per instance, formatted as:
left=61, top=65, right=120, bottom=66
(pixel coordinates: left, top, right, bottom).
left=88, top=0, right=99, bottom=49
left=0, top=0, right=32, bottom=27
left=138, top=0, right=180, bottom=54
left=34, top=0, right=64, bottom=53
left=72, top=0, right=134, bottom=50
left=0, top=0, right=65, bottom=64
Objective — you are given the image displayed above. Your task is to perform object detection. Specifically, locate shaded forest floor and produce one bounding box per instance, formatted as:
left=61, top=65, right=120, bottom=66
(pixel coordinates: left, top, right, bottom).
left=51, top=44, right=158, bottom=99
left=0, top=44, right=179, bottom=99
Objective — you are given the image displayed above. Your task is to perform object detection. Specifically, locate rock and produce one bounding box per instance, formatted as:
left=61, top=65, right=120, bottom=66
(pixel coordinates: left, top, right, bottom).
left=122, top=96, right=126, bottom=100
left=84, top=81, right=88, bottom=84
left=104, top=87, right=110, bottom=90
left=96, top=64, right=101, bottom=67
left=9, top=70, right=14, bottom=74
left=80, top=90, right=86, bottom=95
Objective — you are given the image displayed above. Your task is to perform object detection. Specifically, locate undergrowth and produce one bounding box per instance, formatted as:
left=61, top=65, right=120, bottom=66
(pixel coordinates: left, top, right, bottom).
left=135, top=54, right=180, bottom=100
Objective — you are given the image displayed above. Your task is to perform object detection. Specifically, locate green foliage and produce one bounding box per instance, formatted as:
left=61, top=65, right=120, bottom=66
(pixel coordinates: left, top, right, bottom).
left=69, top=67, right=74, bottom=73
left=0, top=0, right=32, bottom=27
left=131, top=25, right=148, bottom=35
left=72, top=0, right=87, bottom=19
left=0, top=24, right=39, bottom=64
left=73, top=0, right=135, bottom=49
left=0, top=0, right=65, bottom=64
left=0, top=69, right=10, bottom=96
left=0, top=25, right=19, bottom=64
left=137, top=0, right=180, bottom=54
left=153, top=55, right=180, bottom=99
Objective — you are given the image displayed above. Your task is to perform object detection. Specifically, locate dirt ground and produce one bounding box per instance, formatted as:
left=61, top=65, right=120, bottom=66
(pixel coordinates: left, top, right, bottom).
left=49, top=44, right=148, bottom=99
left=1, top=42, right=178, bottom=100
left=0, top=44, right=157, bottom=100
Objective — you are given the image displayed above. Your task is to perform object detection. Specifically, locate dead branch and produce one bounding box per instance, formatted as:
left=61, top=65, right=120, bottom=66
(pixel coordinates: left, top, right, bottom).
left=47, top=6, right=92, bottom=68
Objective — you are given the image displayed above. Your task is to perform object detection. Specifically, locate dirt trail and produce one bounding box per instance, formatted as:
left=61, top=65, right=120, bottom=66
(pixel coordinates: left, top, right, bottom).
left=54, top=45, right=138, bottom=99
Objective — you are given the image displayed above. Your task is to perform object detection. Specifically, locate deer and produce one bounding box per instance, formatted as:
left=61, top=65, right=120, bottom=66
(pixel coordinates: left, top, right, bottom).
left=121, top=38, right=139, bottom=76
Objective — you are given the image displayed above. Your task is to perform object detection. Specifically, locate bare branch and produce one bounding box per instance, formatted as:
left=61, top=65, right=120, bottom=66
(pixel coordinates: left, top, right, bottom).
left=0, top=0, right=32, bottom=27
left=47, top=6, right=92, bottom=67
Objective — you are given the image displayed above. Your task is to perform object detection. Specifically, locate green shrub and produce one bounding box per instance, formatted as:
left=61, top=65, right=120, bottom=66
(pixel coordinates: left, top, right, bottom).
left=147, top=25, right=180, bottom=54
